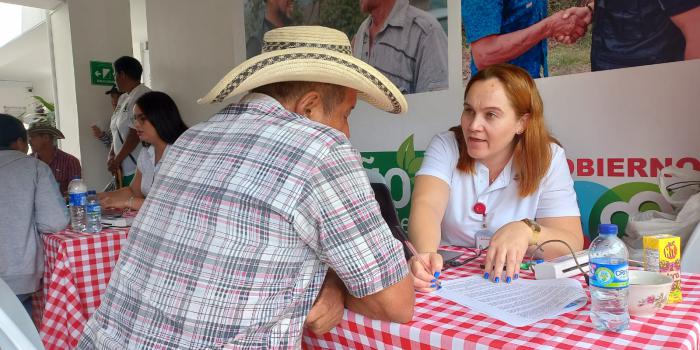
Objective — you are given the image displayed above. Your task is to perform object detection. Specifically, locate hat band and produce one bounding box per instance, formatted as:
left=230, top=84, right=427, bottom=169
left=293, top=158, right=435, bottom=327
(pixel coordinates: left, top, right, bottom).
left=261, top=41, right=352, bottom=55
left=213, top=52, right=401, bottom=113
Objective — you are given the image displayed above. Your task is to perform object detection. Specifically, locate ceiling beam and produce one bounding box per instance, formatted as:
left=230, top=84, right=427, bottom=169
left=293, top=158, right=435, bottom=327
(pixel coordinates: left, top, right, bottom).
left=0, top=0, right=63, bottom=10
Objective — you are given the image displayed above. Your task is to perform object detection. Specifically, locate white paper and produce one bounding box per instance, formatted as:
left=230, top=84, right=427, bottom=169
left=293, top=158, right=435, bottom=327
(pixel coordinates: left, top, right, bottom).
left=434, top=275, right=588, bottom=327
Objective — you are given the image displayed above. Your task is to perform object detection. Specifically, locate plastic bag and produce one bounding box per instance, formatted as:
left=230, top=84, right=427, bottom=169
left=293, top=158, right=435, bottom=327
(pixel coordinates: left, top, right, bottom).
left=624, top=166, right=700, bottom=253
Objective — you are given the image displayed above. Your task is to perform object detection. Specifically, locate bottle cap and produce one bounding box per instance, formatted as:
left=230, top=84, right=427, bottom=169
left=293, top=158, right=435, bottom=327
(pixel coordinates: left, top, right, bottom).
left=88, top=190, right=96, bottom=195
left=598, top=224, right=618, bottom=235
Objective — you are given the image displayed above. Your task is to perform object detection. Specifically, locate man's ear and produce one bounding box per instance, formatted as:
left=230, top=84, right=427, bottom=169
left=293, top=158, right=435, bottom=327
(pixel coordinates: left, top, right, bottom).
left=293, top=91, right=324, bottom=121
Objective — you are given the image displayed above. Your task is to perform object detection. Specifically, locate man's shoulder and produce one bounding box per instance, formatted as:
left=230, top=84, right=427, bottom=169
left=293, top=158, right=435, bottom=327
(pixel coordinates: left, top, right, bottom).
left=187, top=100, right=350, bottom=156
left=405, top=4, right=444, bottom=35
left=56, top=148, right=80, bottom=163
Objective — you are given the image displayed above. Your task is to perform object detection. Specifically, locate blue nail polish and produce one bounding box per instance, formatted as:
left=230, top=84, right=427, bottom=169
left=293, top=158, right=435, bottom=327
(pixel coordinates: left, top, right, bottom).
left=506, top=276, right=512, bottom=283
left=434, top=271, right=441, bottom=278
left=431, top=279, right=437, bottom=283
left=494, top=277, right=500, bottom=283
left=514, top=274, right=519, bottom=280
left=430, top=283, right=436, bottom=288
left=483, top=272, right=489, bottom=279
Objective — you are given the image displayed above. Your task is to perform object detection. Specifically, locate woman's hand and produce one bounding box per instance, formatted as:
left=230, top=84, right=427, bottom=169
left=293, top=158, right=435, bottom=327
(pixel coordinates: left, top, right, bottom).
left=100, top=195, right=128, bottom=209
left=482, top=220, right=531, bottom=283
left=410, top=252, right=443, bottom=292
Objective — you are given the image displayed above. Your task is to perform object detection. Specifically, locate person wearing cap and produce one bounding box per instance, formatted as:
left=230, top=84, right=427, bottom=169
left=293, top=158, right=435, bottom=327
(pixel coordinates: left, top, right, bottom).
left=352, top=0, right=448, bottom=94
left=27, top=121, right=82, bottom=195
left=91, top=85, right=122, bottom=147
left=108, top=56, right=150, bottom=186
left=78, top=26, right=414, bottom=349
left=0, top=114, right=69, bottom=316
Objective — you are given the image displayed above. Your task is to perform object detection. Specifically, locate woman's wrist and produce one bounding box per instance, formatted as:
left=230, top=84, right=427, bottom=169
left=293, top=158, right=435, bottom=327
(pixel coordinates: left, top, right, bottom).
left=520, top=218, right=541, bottom=246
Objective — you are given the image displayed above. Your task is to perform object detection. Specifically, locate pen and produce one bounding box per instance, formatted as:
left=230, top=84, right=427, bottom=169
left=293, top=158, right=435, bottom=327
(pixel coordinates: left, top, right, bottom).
left=392, top=226, right=440, bottom=287
left=405, top=240, right=441, bottom=288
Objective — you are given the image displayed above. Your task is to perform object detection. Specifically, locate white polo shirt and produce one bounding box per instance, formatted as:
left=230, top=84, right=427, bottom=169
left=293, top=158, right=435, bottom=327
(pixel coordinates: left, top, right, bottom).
left=110, top=84, right=149, bottom=176
left=416, top=131, right=580, bottom=247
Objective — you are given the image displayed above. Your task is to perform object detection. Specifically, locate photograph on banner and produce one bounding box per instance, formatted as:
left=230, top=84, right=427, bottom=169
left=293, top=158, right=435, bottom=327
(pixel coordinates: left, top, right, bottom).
left=244, top=0, right=449, bottom=94
left=461, top=0, right=700, bottom=83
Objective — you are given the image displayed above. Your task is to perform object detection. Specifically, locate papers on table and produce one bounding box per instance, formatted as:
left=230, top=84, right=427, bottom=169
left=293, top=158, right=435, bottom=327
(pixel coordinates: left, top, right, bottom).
left=101, top=216, right=133, bottom=227
left=434, top=275, right=587, bottom=327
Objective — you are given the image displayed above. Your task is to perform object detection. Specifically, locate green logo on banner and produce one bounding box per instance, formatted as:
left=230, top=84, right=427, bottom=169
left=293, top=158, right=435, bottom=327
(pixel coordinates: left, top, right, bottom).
left=362, top=135, right=423, bottom=230
left=90, top=61, right=115, bottom=86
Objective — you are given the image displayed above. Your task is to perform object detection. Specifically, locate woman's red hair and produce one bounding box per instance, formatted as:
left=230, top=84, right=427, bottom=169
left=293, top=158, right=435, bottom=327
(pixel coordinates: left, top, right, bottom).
left=450, top=63, right=558, bottom=197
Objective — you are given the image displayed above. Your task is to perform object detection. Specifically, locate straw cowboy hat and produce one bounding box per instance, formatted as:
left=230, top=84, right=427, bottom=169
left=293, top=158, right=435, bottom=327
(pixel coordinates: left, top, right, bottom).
left=198, top=26, right=408, bottom=114
left=27, top=120, right=65, bottom=139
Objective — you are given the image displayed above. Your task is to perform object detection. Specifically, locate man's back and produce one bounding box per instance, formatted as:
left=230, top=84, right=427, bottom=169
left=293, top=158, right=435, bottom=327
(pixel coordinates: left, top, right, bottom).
left=79, top=94, right=408, bottom=349
left=0, top=150, right=67, bottom=294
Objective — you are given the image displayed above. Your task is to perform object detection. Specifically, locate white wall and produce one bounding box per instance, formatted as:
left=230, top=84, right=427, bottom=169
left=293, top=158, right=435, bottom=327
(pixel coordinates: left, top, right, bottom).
left=50, top=0, right=133, bottom=190
left=139, top=0, right=243, bottom=126
left=0, top=82, right=33, bottom=118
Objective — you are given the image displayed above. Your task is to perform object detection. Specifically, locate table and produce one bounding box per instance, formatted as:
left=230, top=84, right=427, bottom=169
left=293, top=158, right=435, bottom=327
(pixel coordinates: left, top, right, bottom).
left=37, top=228, right=129, bottom=350
left=303, top=248, right=700, bottom=350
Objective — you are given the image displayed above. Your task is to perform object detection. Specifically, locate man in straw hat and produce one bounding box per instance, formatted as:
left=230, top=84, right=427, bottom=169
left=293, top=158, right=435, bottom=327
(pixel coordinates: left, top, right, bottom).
left=28, top=120, right=81, bottom=195
left=79, top=26, right=414, bottom=349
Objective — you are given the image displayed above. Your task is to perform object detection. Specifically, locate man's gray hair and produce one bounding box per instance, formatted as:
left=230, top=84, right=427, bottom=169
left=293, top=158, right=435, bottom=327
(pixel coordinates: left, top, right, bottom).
left=252, top=81, right=347, bottom=114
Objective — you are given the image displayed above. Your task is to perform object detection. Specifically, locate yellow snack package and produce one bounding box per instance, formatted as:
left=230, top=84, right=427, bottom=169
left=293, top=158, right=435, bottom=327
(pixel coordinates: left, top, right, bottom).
left=643, top=234, right=682, bottom=304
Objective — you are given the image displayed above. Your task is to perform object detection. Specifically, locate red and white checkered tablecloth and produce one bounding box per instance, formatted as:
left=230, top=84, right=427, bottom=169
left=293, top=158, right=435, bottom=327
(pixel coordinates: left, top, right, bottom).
left=36, top=228, right=129, bottom=350
left=303, top=247, right=700, bottom=350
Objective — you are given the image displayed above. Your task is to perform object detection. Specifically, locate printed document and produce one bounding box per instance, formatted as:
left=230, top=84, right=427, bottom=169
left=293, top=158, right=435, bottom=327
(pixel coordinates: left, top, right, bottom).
left=434, top=275, right=587, bottom=327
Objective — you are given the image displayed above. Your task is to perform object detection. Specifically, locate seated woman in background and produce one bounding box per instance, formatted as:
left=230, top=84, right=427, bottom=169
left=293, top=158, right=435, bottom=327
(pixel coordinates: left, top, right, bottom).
left=99, top=91, right=187, bottom=211
left=408, top=64, right=583, bottom=291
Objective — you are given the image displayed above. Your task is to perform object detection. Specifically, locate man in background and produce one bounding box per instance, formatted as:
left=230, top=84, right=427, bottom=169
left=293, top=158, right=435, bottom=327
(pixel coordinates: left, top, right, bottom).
left=109, top=56, right=149, bottom=186
left=27, top=121, right=81, bottom=195
left=353, top=0, right=448, bottom=94
left=462, top=0, right=590, bottom=78
left=0, top=114, right=68, bottom=315
left=91, top=84, right=122, bottom=147
left=246, top=0, right=295, bottom=57
left=588, top=0, right=700, bottom=71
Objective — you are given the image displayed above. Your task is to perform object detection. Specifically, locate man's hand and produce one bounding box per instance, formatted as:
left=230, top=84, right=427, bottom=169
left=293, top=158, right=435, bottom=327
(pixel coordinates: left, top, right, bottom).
left=91, top=125, right=104, bottom=139
left=553, top=7, right=592, bottom=44
left=107, top=155, right=120, bottom=174
left=305, top=270, right=346, bottom=335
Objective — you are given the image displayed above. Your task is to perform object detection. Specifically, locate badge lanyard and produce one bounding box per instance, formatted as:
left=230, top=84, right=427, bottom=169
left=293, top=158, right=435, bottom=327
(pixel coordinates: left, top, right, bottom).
left=473, top=202, right=493, bottom=250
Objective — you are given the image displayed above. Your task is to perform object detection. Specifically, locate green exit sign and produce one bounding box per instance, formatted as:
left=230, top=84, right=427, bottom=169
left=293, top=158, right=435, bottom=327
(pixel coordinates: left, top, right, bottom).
left=90, top=61, right=114, bottom=86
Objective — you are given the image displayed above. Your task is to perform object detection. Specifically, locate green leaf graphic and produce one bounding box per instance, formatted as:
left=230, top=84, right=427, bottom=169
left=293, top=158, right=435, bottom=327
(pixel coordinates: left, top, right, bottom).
left=407, top=157, right=423, bottom=175
left=396, top=134, right=415, bottom=169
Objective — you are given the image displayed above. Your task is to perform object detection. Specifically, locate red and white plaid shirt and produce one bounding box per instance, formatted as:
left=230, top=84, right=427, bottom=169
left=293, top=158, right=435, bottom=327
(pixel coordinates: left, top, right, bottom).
left=77, top=93, right=408, bottom=349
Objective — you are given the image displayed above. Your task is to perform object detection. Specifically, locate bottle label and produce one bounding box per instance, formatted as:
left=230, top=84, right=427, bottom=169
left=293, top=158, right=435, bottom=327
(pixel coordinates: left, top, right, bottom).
left=87, top=203, right=101, bottom=214
left=69, top=192, right=87, bottom=206
left=590, top=261, right=629, bottom=289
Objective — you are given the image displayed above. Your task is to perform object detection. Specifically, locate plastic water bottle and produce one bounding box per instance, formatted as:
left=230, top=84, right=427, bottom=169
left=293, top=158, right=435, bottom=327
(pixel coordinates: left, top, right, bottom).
left=67, top=177, right=88, bottom=232
left=589, top=224, right=630, bottom=332
left=85, top=190, right=102, bottom=233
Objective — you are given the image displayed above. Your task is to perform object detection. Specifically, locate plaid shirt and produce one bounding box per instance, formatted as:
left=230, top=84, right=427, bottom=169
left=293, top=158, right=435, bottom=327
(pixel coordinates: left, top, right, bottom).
left=78, top=93, right=408, bottom=349
left=32, top=147, right=82, bottom=195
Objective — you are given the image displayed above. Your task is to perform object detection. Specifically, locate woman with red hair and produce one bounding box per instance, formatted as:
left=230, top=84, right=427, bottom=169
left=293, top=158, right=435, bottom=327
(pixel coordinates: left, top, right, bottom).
left=409, top=64, right=583, bottom=291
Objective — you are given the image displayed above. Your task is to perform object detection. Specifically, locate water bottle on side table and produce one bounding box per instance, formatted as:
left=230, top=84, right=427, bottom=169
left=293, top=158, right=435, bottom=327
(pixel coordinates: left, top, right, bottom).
left=589, top=224, right=630, bottom=332
left=86, top=190, right=102, bottom=233
left=67, top=177, right=88, bottom=232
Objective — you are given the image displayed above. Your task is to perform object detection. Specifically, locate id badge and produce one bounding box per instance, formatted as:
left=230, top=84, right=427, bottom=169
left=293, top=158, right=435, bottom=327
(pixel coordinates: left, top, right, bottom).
left=475, top=229, right=493, bottom=250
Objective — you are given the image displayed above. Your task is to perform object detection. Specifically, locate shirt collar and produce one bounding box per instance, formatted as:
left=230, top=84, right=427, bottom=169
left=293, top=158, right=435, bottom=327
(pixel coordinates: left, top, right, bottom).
left=373, top=0, right=409, bottom=33
left=240, top=92, right=284, bottom=107
left=475, top=157, right=516, bottom=191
